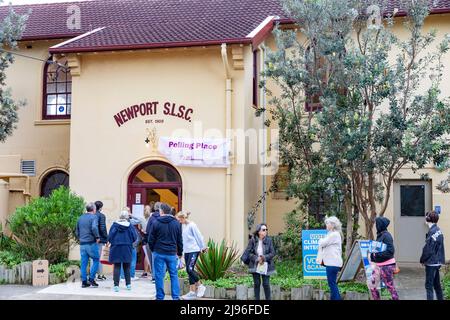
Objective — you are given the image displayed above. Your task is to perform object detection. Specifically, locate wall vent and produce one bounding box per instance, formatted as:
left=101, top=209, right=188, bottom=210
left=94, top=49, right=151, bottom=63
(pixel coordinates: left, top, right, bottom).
left=21, top=160, right=36, bottom=176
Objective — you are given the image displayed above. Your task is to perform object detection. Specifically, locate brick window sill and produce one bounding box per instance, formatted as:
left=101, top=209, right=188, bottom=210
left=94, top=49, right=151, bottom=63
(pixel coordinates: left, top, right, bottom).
left=34, top=119, right=71, bottom=126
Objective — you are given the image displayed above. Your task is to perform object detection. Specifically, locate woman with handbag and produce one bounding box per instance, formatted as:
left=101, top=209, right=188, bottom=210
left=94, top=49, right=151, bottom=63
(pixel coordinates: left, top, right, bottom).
left=243, top=224, right=276, bottom=300
left=108, top=210, right=138, bottom=292
left=317, top=216, right=343, bottom=300
left=176, top=211, right=208, bottom=300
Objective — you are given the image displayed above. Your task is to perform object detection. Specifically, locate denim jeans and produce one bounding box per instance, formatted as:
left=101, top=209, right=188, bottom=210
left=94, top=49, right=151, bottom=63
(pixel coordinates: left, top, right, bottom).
left=90, top=243, right=103, bottom=276
left=153, top=252, right=180, bottom=300
left=326, top=266, right=341, bottom=300
left=121, top=247, right=137, bottom=278
left=80, top=243, right=100, bottom=282
left=425, top=265, right=443, bottom=300
left=252, top=273, right=271, bottom=300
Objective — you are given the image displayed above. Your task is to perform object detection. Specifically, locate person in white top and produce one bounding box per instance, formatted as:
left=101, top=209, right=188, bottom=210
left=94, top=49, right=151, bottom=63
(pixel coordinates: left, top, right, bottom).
left=317, top=216, right=343, bottom=300
left=176, top=211, right=208, bottom=300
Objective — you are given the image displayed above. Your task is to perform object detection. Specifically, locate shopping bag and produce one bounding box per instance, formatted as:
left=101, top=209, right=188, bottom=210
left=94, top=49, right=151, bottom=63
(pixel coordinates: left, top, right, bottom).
left=100, top=245, right=112, bottom=265
left=256, top=262, right=268, bottom=275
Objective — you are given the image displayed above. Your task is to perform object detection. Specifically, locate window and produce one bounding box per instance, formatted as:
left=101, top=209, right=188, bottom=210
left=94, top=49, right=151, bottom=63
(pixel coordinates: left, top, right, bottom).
left=272, top=166, right=290, bottom=199
left=131, top=163, right=181, bottom=184
left=400, top=185, right=426, bottom=217
left=43, top=56, right=72, bottom=120
left=40, top=170, right=69, bottom=197
left=305, top=45, right=328, bottom=112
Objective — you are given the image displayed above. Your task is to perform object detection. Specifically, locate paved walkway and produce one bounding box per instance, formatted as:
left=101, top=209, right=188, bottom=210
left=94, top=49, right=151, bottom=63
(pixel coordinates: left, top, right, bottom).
left=394, top=264, right=445, bottom=300
left=0, top=276, right=157, bottom=300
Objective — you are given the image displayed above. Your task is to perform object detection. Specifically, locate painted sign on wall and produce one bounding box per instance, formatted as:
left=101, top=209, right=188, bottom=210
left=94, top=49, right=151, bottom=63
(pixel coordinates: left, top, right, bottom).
left=113, top=101, right=194, bottom=127
left=158, top=137, right=230, bottom=168
left=302, top=229, right=327, bottom=279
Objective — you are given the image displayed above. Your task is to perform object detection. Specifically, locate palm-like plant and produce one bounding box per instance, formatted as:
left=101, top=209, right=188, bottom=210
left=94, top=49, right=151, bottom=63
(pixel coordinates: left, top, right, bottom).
left=196, top=239, right=240, bottom=281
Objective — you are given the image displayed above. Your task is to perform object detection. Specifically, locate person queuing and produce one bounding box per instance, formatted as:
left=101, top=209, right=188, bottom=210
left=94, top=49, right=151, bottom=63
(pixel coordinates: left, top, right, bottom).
left=140, top=203, right=153, bottom=278
left=242, top=223, right=276, bottom=300
left=146, top=202, right=162, bottom=283
left=108, top=210, right=138, bottom=292
left=176, top=211, right=207, bottom=300
left=148, top=203, right=183, bottom=300
left=369, top=217, right=399, bottom=300
left=119, top=206, right=143, bottom=281
left=94, top=201, right=108, bottom=281
left=420, top=211, right=445, bottom=300
left=317, top=216, right=343, bottom=300
left=75, top=202, right=100, bottom=288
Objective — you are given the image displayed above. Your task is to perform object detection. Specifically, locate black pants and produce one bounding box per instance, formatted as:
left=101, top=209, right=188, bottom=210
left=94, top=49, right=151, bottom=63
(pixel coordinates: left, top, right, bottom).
left=252, top=273, right=271, bottom=300
left=114, top=263, right=131, bottom=286
left=185, top=252, right=200, bottom=285
left=425, top=265, right=443, bottom=300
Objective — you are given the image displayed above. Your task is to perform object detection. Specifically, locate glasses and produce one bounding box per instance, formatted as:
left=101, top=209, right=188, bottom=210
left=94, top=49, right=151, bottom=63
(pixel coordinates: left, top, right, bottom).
left=261, top=228, right=268, bottom=231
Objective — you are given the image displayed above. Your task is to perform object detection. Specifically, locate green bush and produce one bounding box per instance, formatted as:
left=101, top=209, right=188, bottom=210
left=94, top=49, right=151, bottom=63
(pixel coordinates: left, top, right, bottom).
left=272, top=210, right=303, bottom=261
left=0, top=225, right=18, bottom=252
left=0, top=250, right=26, bottom=268
left=8, top=186, right=85, bottom=264
left=196, top=239, right=240, bottom=281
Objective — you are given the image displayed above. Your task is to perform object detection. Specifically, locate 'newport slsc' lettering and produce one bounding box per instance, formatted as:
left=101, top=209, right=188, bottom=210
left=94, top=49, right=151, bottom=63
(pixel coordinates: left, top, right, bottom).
left=113, top=101, right=194, bottom=127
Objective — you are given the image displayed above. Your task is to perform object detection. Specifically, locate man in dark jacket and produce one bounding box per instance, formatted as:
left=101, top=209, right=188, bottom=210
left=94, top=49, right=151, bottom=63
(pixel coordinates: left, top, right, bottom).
left=145, top=202, right=161, bottom=282
left=420, top=211, right=445, bottom=300
left=148, top=203, right=183, bottom=300
left=75, top=202, right=100, bottom=288
left=94, top=201, right=108, bottom=281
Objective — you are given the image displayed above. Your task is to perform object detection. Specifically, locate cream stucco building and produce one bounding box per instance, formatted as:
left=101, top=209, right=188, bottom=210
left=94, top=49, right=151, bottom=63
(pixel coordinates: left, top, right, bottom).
left=0, top=0, right=449, bottom=265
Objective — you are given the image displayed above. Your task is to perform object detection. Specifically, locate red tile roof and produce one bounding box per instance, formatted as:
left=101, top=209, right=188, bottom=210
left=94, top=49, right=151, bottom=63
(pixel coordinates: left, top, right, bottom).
left=1, top=0, right=449, bottom=53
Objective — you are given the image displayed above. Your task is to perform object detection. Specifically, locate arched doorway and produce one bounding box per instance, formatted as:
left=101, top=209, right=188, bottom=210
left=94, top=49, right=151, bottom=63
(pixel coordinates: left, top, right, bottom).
left=127, top=161, right=182, bottom=271
left=40, top=170, right=69, bottom=197
left=127, top=161, right=182, bottom=212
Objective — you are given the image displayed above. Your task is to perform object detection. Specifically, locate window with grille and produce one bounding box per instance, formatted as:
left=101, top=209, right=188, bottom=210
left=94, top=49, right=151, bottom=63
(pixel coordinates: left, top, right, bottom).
left=21, top=160, right=36, bottom=176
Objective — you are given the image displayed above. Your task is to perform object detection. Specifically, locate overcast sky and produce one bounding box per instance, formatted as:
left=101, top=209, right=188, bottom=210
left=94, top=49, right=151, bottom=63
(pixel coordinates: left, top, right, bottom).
left=1, top=0, right=89, bottom=5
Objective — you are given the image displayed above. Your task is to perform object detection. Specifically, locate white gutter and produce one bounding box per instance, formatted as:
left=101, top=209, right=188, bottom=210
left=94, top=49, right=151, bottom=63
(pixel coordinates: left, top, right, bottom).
left=258, top=43, right=267, bottom=223
left=221, top=43, right=232, bottom=243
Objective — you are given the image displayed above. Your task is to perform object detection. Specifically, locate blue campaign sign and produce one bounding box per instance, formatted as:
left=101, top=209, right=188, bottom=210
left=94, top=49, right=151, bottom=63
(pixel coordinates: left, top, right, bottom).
left=302, top=229, right=328, bottom=279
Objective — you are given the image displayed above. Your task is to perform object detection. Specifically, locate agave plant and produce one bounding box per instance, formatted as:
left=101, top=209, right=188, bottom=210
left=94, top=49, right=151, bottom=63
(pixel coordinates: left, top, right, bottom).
left=195, top=239, right=240, bottom=281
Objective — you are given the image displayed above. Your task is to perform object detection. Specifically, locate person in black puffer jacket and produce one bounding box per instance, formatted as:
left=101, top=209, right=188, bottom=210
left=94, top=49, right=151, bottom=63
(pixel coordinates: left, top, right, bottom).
left=369, top=217, right=399, bottom=300
left=420, top=211, right=445, bottom=300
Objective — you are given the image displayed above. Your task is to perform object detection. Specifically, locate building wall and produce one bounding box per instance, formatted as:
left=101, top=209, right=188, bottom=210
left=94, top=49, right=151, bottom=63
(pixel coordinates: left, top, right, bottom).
left=0, top=40, right=70, bottom=223
left=67, top=46, right=253, bottom=257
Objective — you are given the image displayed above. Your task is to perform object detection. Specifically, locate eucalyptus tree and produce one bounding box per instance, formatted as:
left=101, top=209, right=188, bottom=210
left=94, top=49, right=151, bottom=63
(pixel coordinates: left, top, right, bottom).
left=261, top=0, right=450, bottom=244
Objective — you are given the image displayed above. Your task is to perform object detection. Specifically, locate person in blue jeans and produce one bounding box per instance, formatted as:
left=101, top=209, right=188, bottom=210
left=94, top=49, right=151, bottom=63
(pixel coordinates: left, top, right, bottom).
left=148, top=203, right=183, bottom=300
left=75, top=202, right=101, bottom=288
left=317, top=216, right=343, bottom=300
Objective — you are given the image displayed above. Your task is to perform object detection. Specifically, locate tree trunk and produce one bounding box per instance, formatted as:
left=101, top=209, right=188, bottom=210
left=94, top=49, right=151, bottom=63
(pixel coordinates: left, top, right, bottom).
left=365, top=217, right=375, bottom=240
left=344, top=188, right=353, bottom=258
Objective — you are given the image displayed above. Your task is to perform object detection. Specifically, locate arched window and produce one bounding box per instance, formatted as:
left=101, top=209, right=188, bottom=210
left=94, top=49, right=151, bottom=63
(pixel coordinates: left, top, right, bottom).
left=40, top=170, right=69, bottom=197
left=43, top=56, right=72, bottom=120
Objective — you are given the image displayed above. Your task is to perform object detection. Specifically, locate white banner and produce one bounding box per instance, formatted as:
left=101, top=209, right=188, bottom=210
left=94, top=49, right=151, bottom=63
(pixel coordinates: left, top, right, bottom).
left=158, top=137, right=231, bottom=168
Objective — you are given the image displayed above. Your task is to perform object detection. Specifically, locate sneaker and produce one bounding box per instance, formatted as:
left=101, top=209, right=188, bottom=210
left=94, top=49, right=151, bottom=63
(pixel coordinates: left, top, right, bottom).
left=88, top=279, right=99, bottom=287
left=96, top=275, right=106, bottom=281
left=197, top=284, right=206, bottom=298
left=113, top=286, right=119, bottom=292
left=182, top=291, right=198, bottom=300
left=120, top=278, right=125, bottom=282
left=140, top=273, right=148, bottom=278
left=151, top=279, right=156, bottom=284
left=131, top=277, right=139, bottom=281
left=81, top=281, right=90, bottom=288
left=126, top=284, right=132, bottom=290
